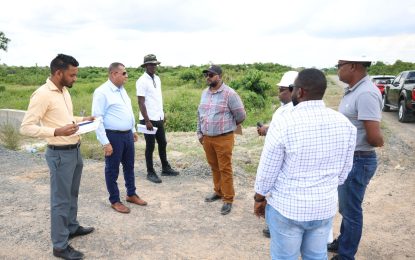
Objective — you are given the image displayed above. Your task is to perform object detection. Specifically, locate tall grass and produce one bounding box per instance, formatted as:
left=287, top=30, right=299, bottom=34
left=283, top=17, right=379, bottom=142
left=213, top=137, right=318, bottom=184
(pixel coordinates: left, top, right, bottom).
left=0, top=122, right=21, bottom=150
left=0, top=64, right=292, bottom=132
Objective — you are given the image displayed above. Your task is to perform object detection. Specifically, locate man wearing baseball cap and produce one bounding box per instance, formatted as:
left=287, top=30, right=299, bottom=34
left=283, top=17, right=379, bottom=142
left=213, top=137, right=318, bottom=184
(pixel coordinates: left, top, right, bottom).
left=329, top=56, right=384, bottom=260
left=136, top=54, right=179, bottom=184
left=198, top=64, right=246, bottom=215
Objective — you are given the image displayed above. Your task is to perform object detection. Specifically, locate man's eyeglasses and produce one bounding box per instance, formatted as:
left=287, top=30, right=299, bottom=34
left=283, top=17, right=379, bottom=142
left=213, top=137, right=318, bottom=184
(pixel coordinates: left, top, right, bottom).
left=288, top=84, right=295, bottom=92
left=335, top=62, right=353, bottom=69
left=116, top=71, right=127, bottom=76
left=204, top=72, right=217, bottom=78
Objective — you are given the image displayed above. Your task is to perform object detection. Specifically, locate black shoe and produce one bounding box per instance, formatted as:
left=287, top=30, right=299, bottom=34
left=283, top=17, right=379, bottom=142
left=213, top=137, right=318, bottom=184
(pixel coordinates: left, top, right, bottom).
left=262, top=226, right=270, bottom=238
left=204, top=193, right=222, bottom=202
left=327, top=238, right=339, bottom=253
left=220, top=203, right=232, bottom=215
left=331, top=255, right=342, bottom=260
left=69, top=226, right=95, bottom=239
left=53, top=244, right=84, bottom=259
left=147, top=172, right=162, bottom=183
left=161, top=167, right=179, bottom=176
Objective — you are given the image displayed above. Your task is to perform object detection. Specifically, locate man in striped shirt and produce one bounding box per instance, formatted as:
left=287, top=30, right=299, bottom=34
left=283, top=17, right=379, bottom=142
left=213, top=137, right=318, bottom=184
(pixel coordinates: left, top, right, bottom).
left=254, top=68, right=357, bottom=259
left=197, top=65, right=246, bottom=215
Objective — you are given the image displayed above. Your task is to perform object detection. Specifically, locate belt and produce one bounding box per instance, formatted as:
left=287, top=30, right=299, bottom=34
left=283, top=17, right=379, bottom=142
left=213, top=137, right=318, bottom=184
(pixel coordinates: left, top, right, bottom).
left=212, top=131, right=234, bottom=137
left=354, top=150, right=375, bottom=156
left=106, top=129, right=131, bottom=134
left=48, top=142, right=80, bottom=150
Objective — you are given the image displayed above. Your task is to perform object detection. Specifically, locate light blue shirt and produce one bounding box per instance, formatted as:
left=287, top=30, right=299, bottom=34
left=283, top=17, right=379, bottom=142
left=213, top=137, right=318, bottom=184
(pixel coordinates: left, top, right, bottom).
left=92, top=79, right=136, bottom=145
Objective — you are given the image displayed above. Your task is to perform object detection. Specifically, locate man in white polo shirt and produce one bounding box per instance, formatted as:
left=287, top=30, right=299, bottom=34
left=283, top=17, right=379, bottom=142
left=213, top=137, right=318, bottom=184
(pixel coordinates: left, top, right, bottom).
left=136, top=54, right=179, bottom=184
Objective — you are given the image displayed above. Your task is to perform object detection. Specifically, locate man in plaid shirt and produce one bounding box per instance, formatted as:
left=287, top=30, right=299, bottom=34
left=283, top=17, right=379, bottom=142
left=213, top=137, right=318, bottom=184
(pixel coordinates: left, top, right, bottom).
left=197, top=64, right=246, bottom=215
left=254, top=68, right=356, bottom=259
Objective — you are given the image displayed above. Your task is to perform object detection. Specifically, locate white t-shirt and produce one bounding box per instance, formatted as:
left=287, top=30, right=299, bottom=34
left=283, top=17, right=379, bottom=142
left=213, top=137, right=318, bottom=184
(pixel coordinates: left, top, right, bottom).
left=136, top=72, right=164, bottom=121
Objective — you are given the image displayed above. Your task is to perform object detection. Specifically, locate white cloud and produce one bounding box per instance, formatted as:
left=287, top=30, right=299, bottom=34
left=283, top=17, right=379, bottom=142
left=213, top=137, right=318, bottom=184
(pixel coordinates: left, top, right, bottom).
left=1, top=0, right=414, bottom=68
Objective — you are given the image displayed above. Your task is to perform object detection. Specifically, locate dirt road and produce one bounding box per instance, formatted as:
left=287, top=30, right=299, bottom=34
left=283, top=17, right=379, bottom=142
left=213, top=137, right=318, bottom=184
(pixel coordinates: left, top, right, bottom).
left=0, top=76, right=414, bottom=259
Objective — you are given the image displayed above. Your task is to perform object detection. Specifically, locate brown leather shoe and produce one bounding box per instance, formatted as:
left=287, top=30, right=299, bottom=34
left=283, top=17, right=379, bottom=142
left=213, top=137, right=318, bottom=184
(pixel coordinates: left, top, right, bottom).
left=126, top=194, right=148, bottom=206
left=111, top=202, right=130, bottom=213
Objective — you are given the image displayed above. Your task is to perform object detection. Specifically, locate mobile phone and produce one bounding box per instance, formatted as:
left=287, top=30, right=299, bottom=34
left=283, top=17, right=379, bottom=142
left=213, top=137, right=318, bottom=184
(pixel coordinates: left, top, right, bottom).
left=257, top=122, right=263, bottom=127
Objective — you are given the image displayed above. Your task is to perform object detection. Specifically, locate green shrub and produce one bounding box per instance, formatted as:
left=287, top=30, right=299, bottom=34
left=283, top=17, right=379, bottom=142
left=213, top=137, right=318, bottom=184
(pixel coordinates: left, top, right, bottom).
left=0, top=123, right=21, bottom=150
left=179, top=68, right=201, bottom=82
left=238, top=90, right=266, bottom=111
left=163, top=90, right=200, bottom=132
left=230, top=69, right=271, bottom=97
left=0, top=85, right=5, bottom=92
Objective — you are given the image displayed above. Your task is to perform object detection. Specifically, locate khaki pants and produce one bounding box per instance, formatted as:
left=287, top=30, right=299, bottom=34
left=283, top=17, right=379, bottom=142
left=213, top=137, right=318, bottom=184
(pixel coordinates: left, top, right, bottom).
left=203, top=133, right=235, bottom=203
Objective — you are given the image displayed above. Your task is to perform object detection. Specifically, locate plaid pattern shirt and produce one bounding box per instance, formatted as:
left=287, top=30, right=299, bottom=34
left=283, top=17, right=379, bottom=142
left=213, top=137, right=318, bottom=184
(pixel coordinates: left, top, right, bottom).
left=197, top=83, right=246, bottom=137
left=255, top=100, right=356, bottom=221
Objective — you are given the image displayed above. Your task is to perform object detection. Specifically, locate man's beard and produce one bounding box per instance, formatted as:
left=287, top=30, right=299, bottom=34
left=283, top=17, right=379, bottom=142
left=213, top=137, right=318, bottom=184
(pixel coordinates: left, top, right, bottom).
left=292, top=96, right=299, bottom=106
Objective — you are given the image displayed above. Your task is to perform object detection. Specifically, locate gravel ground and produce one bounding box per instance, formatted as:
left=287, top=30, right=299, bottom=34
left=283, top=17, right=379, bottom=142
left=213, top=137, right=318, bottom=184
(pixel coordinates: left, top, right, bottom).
left=1, top=78, right=414, bottom=259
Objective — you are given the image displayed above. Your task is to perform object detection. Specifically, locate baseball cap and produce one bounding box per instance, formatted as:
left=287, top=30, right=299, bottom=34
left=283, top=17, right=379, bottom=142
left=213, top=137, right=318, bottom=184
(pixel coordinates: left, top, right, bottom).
left=202, top=65, right=222, bottom=75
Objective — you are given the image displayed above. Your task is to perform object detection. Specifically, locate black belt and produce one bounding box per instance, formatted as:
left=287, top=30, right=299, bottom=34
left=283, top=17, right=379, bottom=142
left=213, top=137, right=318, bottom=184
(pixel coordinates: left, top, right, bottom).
left=212, top=131, right=234, bottom=137
left=106, top=129, right=131, bottom=134
left=48, top=143, right=80, bottom=150
left=354, top=150, right=375, bottom=156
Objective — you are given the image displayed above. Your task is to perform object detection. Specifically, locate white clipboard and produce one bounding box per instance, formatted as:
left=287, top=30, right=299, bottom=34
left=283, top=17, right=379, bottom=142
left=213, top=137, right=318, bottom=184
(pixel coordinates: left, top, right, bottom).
left=137, top=124, right=158, bottom=135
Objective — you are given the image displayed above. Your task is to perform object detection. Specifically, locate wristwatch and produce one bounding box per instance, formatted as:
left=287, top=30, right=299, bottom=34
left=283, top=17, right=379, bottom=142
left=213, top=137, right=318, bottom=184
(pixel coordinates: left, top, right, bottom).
left=254, top=194, right=266, bottom=202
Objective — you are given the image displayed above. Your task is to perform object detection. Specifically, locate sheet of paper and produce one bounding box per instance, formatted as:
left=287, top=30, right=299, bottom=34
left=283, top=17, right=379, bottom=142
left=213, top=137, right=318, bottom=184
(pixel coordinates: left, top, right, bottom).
left=72, top=117, right=102, bottom=135
left=136, top=124, right=158, bottom=135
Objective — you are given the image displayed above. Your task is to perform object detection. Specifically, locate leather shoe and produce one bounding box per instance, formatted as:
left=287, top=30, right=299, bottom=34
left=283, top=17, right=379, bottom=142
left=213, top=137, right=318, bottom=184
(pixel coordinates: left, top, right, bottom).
left=205, top=193, right=222, bottom=202
left=53, top=244, right=84, bottom=259
left=111, top=202, right=130, bottom=214
left=69, top=226, right=94, bottom=239
left=147, top=172, right=162, bottom=183
left=327, top=238, right=339, bottom=253
left=220, top=203, right=232, bottom=215
left=331, top=255, right=342, bottom=260
left=126, top=194, right=147, bottom=206
left=161, top=167, right=179, bottom=176
left=262, top=225, right=270, bottom=238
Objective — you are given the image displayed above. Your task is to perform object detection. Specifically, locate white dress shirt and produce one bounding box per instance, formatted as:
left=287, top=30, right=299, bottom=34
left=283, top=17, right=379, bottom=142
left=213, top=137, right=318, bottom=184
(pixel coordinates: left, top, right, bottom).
left=255, top=100, right=356, bottom=221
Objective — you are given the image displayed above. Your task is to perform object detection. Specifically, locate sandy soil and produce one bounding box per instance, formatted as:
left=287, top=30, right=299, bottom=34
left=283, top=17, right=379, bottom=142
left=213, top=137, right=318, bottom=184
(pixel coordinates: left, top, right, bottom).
left=0, top=77, right=414, bottom=259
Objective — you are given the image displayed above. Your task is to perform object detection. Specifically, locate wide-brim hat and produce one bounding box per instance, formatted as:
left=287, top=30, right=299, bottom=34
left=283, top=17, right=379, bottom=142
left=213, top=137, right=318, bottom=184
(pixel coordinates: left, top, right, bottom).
left=338, top=56, right=372, bottom=67
left=141, top=54, right=161, bottom=67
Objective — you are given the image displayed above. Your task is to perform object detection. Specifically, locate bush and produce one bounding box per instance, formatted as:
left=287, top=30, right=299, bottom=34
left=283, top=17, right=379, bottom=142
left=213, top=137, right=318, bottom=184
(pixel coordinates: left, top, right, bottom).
left=0, top=123, right=21, bottom=150
left=238, top=90, right=266, bottom=112
left=0, top=85, right=5, bottom=92
left=230, top=69, right=271, bottom=97
left=163, top=90, right=200, bottom=132
left=179, top=68, right=201, bottom=82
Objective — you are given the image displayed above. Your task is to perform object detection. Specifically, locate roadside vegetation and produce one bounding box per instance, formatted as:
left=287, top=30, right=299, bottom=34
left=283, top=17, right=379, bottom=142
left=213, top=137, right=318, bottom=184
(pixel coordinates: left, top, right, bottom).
left=1, top=61, right=414, bottom=159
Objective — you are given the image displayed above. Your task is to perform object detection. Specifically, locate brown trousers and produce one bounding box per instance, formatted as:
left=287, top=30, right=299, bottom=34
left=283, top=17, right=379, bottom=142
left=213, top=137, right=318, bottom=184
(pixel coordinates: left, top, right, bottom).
left=202, top=133, right=235, bottom=203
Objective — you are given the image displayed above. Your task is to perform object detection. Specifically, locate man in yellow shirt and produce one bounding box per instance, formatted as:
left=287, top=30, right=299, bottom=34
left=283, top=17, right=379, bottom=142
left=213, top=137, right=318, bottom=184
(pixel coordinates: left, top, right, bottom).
left=20, top=54, right=94, bottom=260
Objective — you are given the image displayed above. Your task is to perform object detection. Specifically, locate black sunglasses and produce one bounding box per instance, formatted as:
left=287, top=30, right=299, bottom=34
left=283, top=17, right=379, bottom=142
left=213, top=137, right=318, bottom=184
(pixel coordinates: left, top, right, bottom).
left=204, top=72, right=217, bottom=78
left=288, top=84, right=295, bottom=92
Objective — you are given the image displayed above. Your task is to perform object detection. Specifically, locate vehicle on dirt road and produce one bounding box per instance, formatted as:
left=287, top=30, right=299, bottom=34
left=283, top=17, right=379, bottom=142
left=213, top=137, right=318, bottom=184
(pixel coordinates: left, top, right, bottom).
left=370, top=75, right=395, bottom=95
left=382, top=70, right=415, bottom=122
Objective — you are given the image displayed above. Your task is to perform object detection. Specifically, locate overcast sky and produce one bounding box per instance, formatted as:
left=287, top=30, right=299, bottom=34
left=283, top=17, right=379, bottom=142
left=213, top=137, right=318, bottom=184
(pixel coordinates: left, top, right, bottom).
left=1, top=0, right=414, bottom=68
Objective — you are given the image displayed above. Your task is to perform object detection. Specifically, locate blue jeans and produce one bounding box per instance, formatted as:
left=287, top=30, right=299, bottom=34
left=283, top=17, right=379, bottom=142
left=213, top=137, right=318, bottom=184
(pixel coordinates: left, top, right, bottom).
left=266, top=205, right=333, bottom=260
left=105, top=130, right=136, bottom=204
left=337, top=152, right=377, bottom=260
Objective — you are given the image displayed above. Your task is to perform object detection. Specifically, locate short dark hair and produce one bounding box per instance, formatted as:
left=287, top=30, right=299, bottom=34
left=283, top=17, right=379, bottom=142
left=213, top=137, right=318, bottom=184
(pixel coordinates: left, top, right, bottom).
left=50, top=54, right=79, bottom=74
left=108, top=62, right=125, bottom=73
left=295, top=68, right=327, bottom=99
